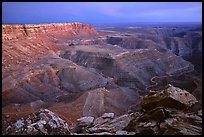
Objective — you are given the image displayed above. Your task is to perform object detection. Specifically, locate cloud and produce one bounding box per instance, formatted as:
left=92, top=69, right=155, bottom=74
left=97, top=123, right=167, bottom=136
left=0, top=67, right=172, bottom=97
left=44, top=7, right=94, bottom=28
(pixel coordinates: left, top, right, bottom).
left=2, top=2, right=202, bottom=24
left=96, top=2, right=202, bottom=22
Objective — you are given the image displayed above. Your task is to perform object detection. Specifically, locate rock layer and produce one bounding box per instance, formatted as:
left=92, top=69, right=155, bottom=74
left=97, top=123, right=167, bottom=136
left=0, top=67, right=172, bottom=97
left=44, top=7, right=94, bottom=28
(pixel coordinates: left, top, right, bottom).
left=2, top=23, right=98, bottom=78
left=2, top=22, right=97, bottom=41
left=73, top=85, right=202, bottom=135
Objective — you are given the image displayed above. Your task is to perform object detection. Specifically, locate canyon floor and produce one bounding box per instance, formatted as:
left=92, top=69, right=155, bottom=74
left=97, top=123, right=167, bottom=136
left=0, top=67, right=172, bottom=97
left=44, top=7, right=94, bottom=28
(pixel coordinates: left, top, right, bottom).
left=2, top=23, right=202, bottom=135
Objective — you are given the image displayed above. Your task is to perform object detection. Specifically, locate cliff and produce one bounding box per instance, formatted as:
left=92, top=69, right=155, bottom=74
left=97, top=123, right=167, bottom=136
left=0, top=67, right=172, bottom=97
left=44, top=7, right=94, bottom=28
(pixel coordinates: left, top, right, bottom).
left=2, top=23, right=98, bottom=78
left=2, top=22, right=97, bottom=41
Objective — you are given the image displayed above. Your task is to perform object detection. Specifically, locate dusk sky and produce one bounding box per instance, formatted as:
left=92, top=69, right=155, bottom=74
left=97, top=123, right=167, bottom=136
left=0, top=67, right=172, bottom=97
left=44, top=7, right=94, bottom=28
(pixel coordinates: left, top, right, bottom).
left=2, top=2, right=202, bottom=24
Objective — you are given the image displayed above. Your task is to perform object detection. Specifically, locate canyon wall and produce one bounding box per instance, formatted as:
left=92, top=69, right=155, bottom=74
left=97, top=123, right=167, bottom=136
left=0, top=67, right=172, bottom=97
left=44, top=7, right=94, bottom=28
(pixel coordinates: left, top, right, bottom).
left=2, top=22, right=97, bottom=41
left=2, top=23, right=98, bottom=78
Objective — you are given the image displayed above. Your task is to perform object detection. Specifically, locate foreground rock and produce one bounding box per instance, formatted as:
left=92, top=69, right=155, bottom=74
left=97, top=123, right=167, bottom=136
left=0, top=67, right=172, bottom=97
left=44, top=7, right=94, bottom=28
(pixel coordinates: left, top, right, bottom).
left=73, top=111, right=134, bottom=135
left=141, top=84, right=198, bottom=111
left=102, top=113, right=115, bottom=119
left=3, top=109, right=72, bottom=135
left=77, top=116, right=94, bottom=127
left=3, top=85, right=202, bottom=135
left=74, top=85, right=202, bottom=135
left=124, top=85, right=202, bottom=135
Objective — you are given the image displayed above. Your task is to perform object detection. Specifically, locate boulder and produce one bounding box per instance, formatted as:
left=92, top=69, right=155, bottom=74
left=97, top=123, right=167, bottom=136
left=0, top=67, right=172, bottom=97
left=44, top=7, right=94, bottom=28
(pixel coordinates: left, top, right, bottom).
left=124, top=85, right=202, bottom=135
left=115, top=130, right=128, bottom=135
left=75, top=113, right=133, bottom=134
left=102, top=112, right=115, bottom=119
left=77, top=116, right=94, bottom=127
left=3, top=109, right=71, bottom=135
left=73, top=85, right=202, bottom=135
left=141, top=84, right=198, bottom=111
left=101, top=114, right=133, bottom=132
left=88, top=127, right=111, bottom=133
left=93, top=132, right=113, bottom=135
left=93, top=117, right=110, bottom=127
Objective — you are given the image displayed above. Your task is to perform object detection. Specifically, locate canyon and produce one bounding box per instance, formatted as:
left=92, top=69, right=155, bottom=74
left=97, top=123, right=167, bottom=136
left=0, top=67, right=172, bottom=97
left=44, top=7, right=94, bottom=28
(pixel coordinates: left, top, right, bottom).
left=2, top=22, right=202, bottom=135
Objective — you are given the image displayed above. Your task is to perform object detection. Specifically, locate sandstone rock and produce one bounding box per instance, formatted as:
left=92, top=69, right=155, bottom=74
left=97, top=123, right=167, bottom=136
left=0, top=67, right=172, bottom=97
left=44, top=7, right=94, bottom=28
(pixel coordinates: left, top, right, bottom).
left=77, top=116, right=94, bottom=127
left=4, top=109, right=71, bottom=135
left=93, top=132, right=113, bottom=135
left=16, top=119, right=25, bottom=129
left=141, top=84, right=198, bottom=111
left=167, top=84, right=198, bottom=106
left=123, top=85, right=202, bottom=135
left=2, top=23, right=97, bottom=41
left=139, top=107, right=167, bottom=122
left=127, top=131, right=136, bottom=135
left=107, top=114, right=133, bottom=132
left=143, top=121, right=157, bottom=127
left=164, top=118, right=176, bottom=125
left=72, top=85, right=202, bottom=135
left=197, top=110, right=202, bottom=117
left=93, top=117, right=110, bottom=127
left=88, top=127, right=111, bottom=133
left=30, top=100, right=46, bottom=110
left=139, top=108, right=202, bottom=135
left=102, top=113, right=114, bottom=119
left=75, top=113, right=133, bottom=134
left=115, top=130, right=128, bottom=135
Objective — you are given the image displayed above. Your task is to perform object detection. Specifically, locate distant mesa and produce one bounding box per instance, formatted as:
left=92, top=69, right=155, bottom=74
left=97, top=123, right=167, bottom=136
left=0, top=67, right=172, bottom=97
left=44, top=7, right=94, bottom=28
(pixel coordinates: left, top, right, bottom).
left=2, top=22, right=98, bottom=41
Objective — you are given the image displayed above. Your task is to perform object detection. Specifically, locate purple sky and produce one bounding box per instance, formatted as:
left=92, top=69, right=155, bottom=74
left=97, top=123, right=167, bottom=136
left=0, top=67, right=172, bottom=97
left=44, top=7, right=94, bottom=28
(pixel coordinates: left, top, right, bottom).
left=2, top=2, right=202, bottom=24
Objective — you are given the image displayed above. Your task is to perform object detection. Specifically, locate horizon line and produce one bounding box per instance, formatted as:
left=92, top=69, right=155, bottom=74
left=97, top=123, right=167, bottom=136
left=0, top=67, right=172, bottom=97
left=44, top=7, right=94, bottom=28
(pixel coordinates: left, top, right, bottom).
left=2, top=21, right=202, bottom=25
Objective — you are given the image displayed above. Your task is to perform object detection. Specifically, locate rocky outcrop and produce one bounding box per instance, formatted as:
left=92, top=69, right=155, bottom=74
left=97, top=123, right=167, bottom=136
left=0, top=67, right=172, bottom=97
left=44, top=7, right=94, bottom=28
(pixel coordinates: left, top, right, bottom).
left=102, top=113, right=114, bottom=119
left=2, top=22, right=97, bottom=41
left=3, top=85, right=202, bottom=135
left=2, top=23, right=98, bottom=78
left=141, top=84, right=198, bottom=111
left=73, top=112, right=133, bottom=135
left=2, top=52, right=110, bottom=107
left=76, top=116, right=94, bottom=127
left=104, top=28, right=202, bottom=62
left=73, top=85, right=202, bottom=135
left=2, top=109, right=72, bottom=135
left=59, top=45, right=194, bottom=90
left=2, top=51, right=141, bottom=122
left=160, top=32, right=202, bottom=60
left=106, top=35, right=162, bottom=51
left=124, top=85, right=202, bottom=135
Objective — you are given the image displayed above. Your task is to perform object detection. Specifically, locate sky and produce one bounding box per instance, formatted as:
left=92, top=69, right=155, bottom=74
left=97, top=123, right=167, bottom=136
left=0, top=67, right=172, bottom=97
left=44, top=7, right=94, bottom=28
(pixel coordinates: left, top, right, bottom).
left=2, top=2, right=202, bottom=24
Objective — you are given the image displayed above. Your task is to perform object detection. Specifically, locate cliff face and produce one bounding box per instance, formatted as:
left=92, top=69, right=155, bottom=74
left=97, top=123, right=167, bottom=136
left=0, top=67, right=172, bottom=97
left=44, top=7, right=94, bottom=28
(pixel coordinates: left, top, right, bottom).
left=58, top=46, right=194, bottom=90
left=2, top=22, right=97, bottom=41
left=105, top=32, right=202, bottom=60
left=2, top=23, right=98, bottom=78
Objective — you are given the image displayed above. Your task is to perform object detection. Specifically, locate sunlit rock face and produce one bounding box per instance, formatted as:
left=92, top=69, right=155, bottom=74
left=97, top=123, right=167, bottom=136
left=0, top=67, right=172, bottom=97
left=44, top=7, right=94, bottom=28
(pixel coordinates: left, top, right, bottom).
left=2, top=23, right=98, bottom=78
left=2, top=23, right=97, bottom=41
